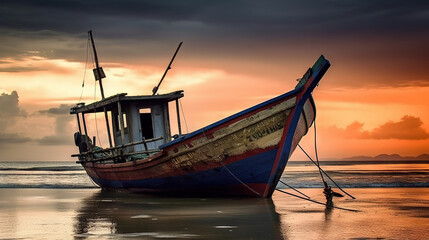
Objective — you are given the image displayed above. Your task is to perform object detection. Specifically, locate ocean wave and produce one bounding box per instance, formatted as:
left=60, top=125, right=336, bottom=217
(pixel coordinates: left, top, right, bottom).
left=1, top=181, right=428, bottom=189
left=0, top=173, right=87, bottom=176
left=330, top=169, right=429, bottom=173
left=284, top=170, right=429, bottom=176
left=277, top=182, right=429, bottom=189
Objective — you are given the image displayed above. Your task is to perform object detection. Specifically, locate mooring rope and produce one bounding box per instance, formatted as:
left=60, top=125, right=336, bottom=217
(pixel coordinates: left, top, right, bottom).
left=200, top=129, right=262, bottom=197
left=298, top=144, right=355, bottom=199
left=275, top=188, right=360, bottom=212
left=278, top=180, right=311, bottom=199
left=219, top=161, right=263, bottom=197
left=313, top=121, right=326, bottom=185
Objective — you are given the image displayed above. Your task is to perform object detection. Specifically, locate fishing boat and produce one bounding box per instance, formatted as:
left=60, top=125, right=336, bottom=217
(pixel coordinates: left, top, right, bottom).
left=70, top=31, right=330, bottom=198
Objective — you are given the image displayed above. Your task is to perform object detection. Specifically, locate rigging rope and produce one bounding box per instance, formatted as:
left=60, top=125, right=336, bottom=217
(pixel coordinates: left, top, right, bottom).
left=93, top=80, right=103, bottom=147
left=88, top=32, right=96, bottom=70
left=76, top=35, right=103, bottom=147
left=278, top=180, right=311, bottom=199
left=179, top=99, right=189, bottom=133
left=313, top=121, right=326, bottom=185
left=200, top=129, right=261, bottom=197
left=298, top=144, right=355, bottom=199
left=297, top=108, right=356, bottom=199
left=77, top=36, right=90, bottom=103
left=91, top=56, right=103, bottom=148
left=219, top=161, right=263, bottom=197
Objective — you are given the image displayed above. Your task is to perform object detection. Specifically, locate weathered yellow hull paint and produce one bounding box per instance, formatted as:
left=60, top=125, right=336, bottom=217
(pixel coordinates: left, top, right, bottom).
left=168, top=97, right=297, bottom=168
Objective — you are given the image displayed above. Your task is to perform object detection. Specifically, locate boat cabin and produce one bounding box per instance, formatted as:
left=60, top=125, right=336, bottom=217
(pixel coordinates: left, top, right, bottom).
left=70, top=91, right=184, bottom=161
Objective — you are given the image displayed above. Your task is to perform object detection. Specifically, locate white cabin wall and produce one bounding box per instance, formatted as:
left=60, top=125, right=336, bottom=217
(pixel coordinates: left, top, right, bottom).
left=128, top=103, right=145, bottom=152
left=110, top=102, right=175, bottom=151
left=150, top=105, right=166, bottom=149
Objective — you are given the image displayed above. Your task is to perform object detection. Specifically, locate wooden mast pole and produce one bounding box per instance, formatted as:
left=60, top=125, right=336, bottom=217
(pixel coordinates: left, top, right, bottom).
left=88, top=30, right=113, bottom=148
left=152, top=42, right=183, bottom=95
left=89, top=30, right=106, bottom=99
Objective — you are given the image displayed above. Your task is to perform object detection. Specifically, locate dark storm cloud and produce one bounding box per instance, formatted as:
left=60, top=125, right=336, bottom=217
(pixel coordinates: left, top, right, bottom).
left=1, top=0, right=428, bottom=35
left=0, top=0, right=428, bottom=87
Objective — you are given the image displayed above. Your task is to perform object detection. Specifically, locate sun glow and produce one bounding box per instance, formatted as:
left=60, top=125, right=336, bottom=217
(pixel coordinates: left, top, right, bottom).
left=1, top=54, right=429, bottom=160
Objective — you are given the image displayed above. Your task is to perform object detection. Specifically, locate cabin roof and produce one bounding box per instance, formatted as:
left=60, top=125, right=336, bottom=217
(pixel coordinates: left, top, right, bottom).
left=70, top=90, right=184, bottom=114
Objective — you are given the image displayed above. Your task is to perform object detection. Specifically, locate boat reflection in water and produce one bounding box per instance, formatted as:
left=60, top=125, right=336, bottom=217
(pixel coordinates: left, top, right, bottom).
left=74, top=190, right=283, bottom=239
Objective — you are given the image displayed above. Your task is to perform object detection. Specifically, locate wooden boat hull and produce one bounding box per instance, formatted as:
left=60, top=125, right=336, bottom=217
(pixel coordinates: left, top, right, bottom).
left=80, top=56, right=330, bottom=197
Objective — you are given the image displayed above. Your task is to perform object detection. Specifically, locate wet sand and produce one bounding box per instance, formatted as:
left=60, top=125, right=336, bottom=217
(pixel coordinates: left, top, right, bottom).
left=0, top=188, right=428, bottom=239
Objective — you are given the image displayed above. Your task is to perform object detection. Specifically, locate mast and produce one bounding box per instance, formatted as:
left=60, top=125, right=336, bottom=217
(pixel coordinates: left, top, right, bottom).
left=152, top=42, right=183, bottom=95
left=88, top=30, right=113, bottom=148
left=89, top=30, right=106, bottom=99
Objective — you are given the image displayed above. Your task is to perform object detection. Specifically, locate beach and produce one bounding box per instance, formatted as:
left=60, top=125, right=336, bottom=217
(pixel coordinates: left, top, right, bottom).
left=1, top=188, right=428, bottom=239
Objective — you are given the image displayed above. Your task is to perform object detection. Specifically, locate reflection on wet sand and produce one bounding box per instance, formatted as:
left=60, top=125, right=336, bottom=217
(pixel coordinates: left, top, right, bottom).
left=1, top=188, right=428, bottom=239
left=74, top=190, right=284, bottom=239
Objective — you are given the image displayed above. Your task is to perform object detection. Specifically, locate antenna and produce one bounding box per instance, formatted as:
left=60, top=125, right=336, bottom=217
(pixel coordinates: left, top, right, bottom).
left=152, top=42, right=183, bottom=95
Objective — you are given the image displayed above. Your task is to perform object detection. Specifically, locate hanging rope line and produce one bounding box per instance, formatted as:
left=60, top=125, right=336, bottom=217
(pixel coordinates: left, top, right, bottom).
left=84, top=167, right=101, bottom=188
left=88, top=32, right=96, bottom=70
left=219, top=161, right=263, bottom=197
left=275, top=189, right=359, bottom=212
left=200, top=129, right=261, bottom=197
left=92, top=67, right=103, bottom=148
left=85, top=31, right=103, bottom=148
left=298, top=144, right=355, bottom=199
left=278, top=180, right=311, bottom=199
left=78, top=36, right=91, bottom=103
left=313, top=121, right=326, bottom=184
left=179, top=99, right=189, bottom=133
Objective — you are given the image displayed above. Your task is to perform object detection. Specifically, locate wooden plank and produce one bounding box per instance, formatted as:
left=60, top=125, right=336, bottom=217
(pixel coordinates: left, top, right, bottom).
left=75, top=149, right=160, bottom=163
left=71, top=136, right=164, bottom=157
left=117, top=101, right=126, bottom=145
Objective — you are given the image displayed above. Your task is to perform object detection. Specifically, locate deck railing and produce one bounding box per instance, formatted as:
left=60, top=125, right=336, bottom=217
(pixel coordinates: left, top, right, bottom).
left=72, top=136, right=163, bottom=163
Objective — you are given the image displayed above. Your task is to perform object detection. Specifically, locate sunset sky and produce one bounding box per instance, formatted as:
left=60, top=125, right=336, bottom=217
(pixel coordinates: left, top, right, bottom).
left=0, top=0, right=428, bottom=161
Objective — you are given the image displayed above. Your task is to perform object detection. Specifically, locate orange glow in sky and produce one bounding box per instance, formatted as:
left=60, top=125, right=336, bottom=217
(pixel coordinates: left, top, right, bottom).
left=0, top=1, right=428, bottom=161
left=1, top=53, right=428, bottom=161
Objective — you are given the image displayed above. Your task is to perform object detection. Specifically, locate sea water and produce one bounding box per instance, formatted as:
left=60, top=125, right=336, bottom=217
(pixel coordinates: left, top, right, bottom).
left=282, top=160, right=429, bottom=188
left=0, top=161, right=94, bottom=189
left=1, top=160, right=429, bottom=239
left=1, top=160, right=428, bottom=189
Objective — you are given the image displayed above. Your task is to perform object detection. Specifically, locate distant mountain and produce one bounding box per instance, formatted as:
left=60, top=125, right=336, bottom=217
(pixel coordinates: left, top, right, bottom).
left=341, top=154, right=429, bottom=161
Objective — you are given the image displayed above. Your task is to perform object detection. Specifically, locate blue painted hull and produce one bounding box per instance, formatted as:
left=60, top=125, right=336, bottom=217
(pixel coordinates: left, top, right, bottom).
left=91, top=148, right=278, bottom=196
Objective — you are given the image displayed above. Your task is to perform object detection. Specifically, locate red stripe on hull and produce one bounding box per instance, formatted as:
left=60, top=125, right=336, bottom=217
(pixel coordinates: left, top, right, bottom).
left=84, top=145, right=277, bottom=181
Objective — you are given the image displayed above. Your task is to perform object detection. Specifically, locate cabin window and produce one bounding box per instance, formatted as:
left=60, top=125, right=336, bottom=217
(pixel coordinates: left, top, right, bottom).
left=139, top=108, right=154, bottom=139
